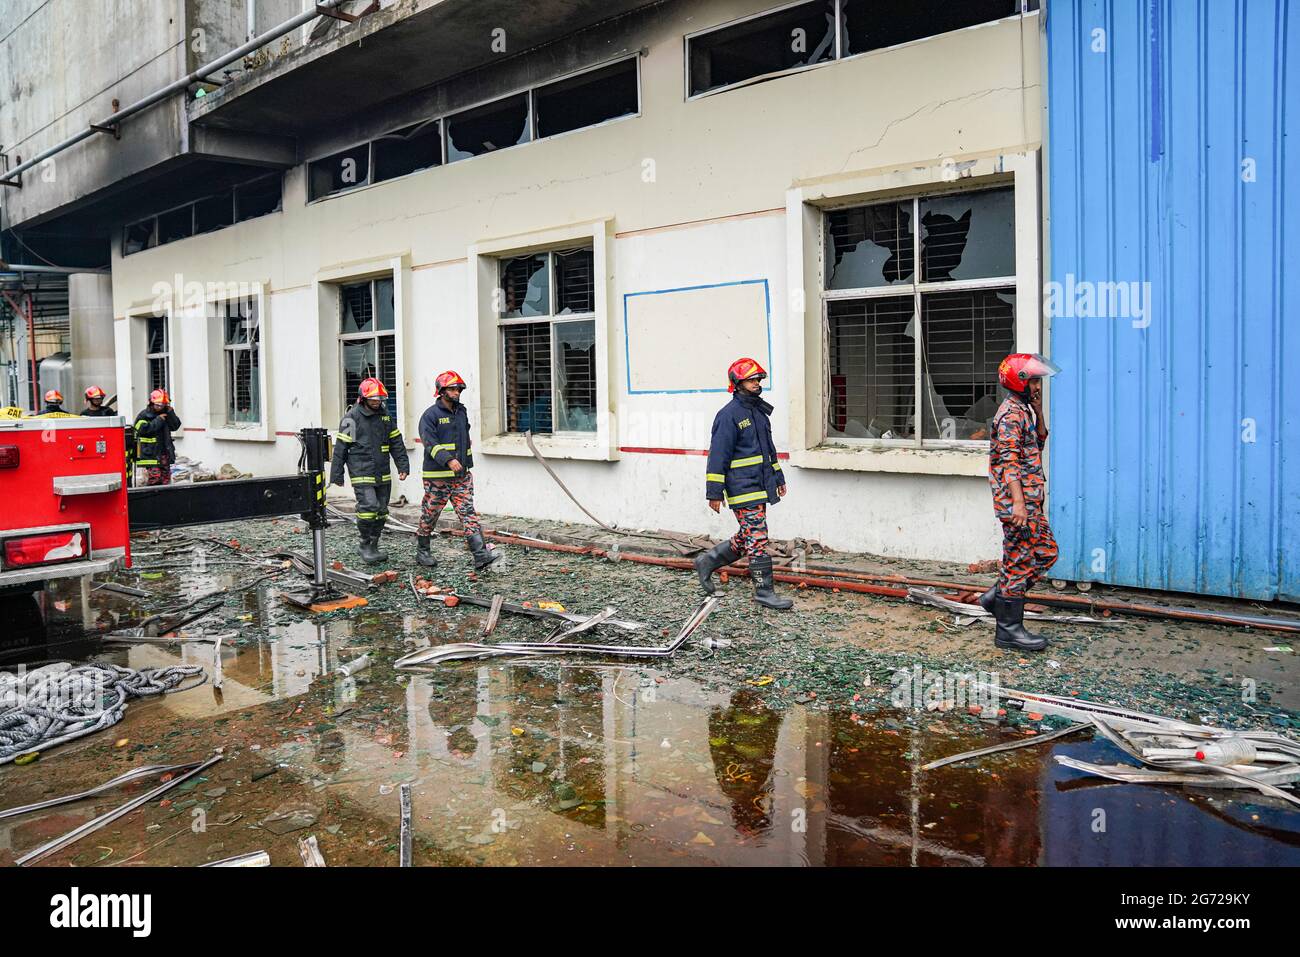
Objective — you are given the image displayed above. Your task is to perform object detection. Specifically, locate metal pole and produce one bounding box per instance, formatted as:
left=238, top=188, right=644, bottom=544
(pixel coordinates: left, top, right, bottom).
left=312, top=527, right=327, bottom=589
left=24, top=294, right=35, bottom=411
left=0, top=0, right=349, bottom=187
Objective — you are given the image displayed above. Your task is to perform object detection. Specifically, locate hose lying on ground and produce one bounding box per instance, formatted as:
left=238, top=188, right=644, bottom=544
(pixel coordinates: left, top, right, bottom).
left=0, top=663, right=206, bottom=765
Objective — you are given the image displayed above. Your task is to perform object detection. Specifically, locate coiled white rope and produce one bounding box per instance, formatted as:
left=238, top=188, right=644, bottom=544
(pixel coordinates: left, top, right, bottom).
left=0, top=662, right=206, bottom=765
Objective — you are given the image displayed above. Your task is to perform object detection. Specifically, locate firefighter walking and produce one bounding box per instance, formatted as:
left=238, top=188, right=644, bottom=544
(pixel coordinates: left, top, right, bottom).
left=414, top=371, right=500, bottom=571
left=694, top=357, right=792, bottom=610
left=980, top=353, right=1060, bottom=651
left=330, top=377, right=409, bottom=564
left=133, top=389, right=181, bottom=485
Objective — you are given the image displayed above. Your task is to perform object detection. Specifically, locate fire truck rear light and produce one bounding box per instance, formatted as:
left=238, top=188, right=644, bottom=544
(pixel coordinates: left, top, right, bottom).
left=2, top=530, right=88, bottom=569
left=0, top=445, right=17, bottom=468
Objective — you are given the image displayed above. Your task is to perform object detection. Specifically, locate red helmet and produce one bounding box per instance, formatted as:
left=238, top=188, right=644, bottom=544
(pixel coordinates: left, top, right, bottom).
left=358, top=377, right=388, bottom=400
left=43, top=390, right=63, bottom=404
left=435, top=370, right=467, bottom=394
left=998, top=353, right=1060, bottom=393
left=85, top=386, right=106, bottom=400
left=726, top=357, right=767, bottom=393
left=149, top=388, right=170, bottom=405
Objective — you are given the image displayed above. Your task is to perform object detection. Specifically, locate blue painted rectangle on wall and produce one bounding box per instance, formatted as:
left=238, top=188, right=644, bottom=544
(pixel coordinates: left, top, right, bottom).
left=1045, top=0, right=1299, bottom=600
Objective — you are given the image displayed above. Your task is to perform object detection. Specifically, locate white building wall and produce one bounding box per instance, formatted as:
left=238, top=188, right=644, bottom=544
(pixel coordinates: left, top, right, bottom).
left=107, top=3, right=1043, bottom=562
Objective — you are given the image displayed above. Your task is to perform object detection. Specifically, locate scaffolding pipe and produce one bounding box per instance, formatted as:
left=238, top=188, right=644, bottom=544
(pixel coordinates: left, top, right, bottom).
left=0, top=263, right=108, bottom=275
left=0, top=0, right=349, bottom=187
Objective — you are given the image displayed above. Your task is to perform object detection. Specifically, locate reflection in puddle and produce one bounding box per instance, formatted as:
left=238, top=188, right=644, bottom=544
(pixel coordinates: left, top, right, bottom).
left=2, top=582, right=1298, bottom=867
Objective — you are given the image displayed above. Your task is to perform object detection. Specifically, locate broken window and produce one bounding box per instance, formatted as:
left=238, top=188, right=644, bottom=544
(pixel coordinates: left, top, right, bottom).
left=235, top=173, right=282, bottom=221
left=498, top=247, right=597, bottom=435
left=840, top=0, right=1022, bottom=55
left=123, top=218, right=157, bottom=256
left=446, top=93, right=530, bottom=163
left=688, top=0, right=836, bottom=96
left=825, top=200, right=914, bottom=289
left=223, top=297, right=260, bottom=425
left=534, top=58, right=639, bottom=138
left=157, top=205, right=194, bottom=245
left=687, top=1, right=1029, bottom=97
left=145, top=315, right=170, bottom=396
left=338, top=278, right=398, bottom=420
left=823, top=186, right=1017, bottom=444
left=310, top=144, right=370, bottom=200
left=194, top=191, right=235, bottom=234
left=372, top=119, right=443, bottom=182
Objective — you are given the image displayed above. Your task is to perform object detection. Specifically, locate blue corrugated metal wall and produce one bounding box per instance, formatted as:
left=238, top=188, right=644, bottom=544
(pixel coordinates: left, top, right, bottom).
left=1046, top=0, right=1299, bottom=601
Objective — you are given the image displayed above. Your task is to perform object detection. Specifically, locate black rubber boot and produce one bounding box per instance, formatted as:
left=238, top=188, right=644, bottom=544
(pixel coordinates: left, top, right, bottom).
left=466, top=531, right=501, bottom=571
left=750, top=555, right=793, bottom=610
left=370, top=520, right=389, bottom=563
left=415, top=535, right=438, bottom=568
left=993, top=595, right=1046, bottom=651
left=978, top=585, right=998, bottom=613
left=357, top=523, right=383, bottom=565
left=693, top=541, right=741, bottom=594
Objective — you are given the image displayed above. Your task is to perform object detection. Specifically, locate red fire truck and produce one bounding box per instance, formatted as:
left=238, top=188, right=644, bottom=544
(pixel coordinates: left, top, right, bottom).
left=0, top=416, right=130, bottom=596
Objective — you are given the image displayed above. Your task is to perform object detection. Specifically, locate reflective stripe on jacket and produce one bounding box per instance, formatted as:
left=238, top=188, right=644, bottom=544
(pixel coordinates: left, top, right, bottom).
left=133, top=406, right=181, bottom=465
left=330, top=402, right=409, bottom=485
left=418, top=398, right=473, bottom=479
left=705, top=392, right=785, bottom=509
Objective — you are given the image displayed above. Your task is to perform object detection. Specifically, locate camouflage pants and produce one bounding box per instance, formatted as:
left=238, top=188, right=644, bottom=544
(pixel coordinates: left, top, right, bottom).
left=416, top=472, right=482, bottom=537
left=143, top=455, right=171, bottom=487
left=997, top=513, right=1058, bottom=598
left=729, top=504, right=770, bottom=560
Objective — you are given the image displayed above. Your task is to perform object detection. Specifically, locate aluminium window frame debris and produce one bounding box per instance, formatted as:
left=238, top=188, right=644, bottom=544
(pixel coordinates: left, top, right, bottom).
left=16, top=753, right=223, bottom=866
left=0, top=761, right=205, bottom=821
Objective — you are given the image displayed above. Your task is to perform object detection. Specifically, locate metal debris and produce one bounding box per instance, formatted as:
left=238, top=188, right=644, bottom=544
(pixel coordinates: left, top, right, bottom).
left=298, top=835, right=327, bottom=867
left=907, top=587, right=1116, bottom=625
left=336, top=654, right=371, bottom=677
left=482, top=594, right=504, bottom=636
left=398, top=783, right=412, bottom=867
left=16, top=753, right=223, bottom=866
left=0, top=761, right=205, bottom=821
left=395, top=597, right=719, bottom=669
left=921, top=723, right=1091, bottom=772
left=202, top=850, right=270, bottom=867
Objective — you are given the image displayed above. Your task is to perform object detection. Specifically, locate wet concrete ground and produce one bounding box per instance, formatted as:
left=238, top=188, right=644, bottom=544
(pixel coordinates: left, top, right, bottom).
left=1, top=515, right=1298, bottom=867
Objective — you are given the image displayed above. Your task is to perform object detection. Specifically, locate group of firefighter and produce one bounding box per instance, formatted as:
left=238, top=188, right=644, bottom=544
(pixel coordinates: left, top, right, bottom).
left=331, top=350, right=1060, bottom=653
left=2, top=386, right=180, bottom=488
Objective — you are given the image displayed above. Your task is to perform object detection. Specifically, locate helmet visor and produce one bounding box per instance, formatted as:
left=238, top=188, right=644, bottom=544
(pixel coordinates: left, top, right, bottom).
left=1020, top=354, right=1060, bottom=380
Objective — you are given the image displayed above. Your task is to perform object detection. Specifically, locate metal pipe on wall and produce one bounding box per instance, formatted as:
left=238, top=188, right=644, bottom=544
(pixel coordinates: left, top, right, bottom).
left=0, top=0, right=348, bottom=187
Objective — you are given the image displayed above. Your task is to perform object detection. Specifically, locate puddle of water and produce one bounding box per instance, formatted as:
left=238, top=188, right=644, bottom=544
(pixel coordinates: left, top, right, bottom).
left=1, top=583, right=1298, bottom=867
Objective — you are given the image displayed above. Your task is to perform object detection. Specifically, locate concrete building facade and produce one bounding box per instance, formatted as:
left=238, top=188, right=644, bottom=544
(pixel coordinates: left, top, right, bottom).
left=5, top=0, right=1046, bottom=562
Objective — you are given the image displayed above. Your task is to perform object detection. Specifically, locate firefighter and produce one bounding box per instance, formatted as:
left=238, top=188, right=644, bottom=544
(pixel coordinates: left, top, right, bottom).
left=694, top=357, right=792, bottom=610
left=133, top=389, right=181, bottom=485
left=36, top=390, right=75, bottom=417
left=80, top=386, right=117, bottom=417
left=414, top=370, right=500, bottom=571
left=330, top=377, right=409, bottom=565
left=980, top=353, right=1060, bottom=651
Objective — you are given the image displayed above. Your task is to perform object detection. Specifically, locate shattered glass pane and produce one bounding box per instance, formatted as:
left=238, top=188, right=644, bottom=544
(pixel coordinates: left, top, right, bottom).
left=500, top=254, right=549, bottom=318
left=689, top=0, right=836, bottom=95
left=841, top=0, right=1022, bottom=56
left=534, top=59, right=638, bottom=138
left=446, top=93, right=530, bottom=162
left=825, top=201, right=914, bottom=289
left=919, top=187, right=1015, bottom=282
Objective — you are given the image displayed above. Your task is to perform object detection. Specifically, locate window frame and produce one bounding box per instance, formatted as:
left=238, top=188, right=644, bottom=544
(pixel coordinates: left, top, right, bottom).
left=304, top=53, right=641, bottom=203
left=145, top=314, right=171, bottom=397
left=684, top=0, right=1036, bottom=100
left=221, top=297, right=261, bottom=427
left=821, top=184, right=1017, bottom=450
left=121, top=174, right=282, bottom=256
left=337, top=277, right=398, bottom=422
left=496, top=246, right=598, bottom=438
